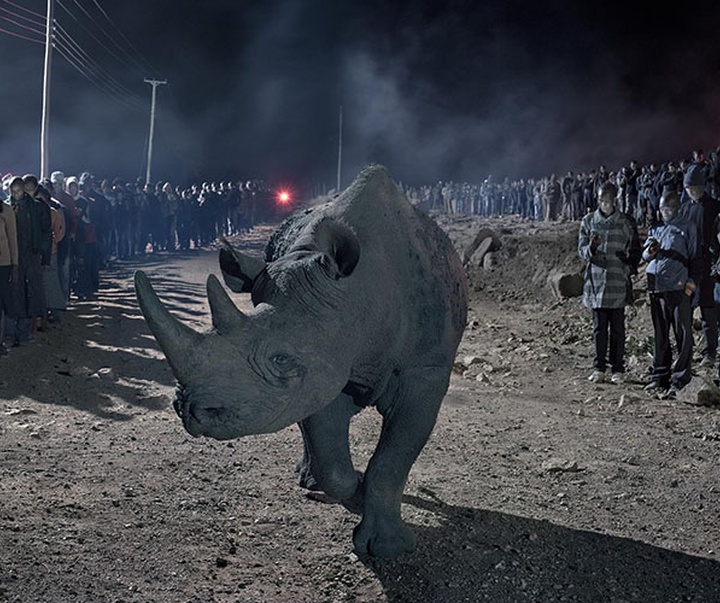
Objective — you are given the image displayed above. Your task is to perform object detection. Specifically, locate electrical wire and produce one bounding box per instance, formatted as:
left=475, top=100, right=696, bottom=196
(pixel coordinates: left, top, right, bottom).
left=57, top=0, right=145, bottom=77
left=54, top=39, right=146, bottom=109
left=54, top=42, right=142, bottom=111
left=68, top=0, right=155, bottom=77
left=89, top=0, right=158, bottom=76
left=1, top=0, right=45, bottom=20
left=0, top=12, right=45, bottom=36
left=2, top=1, right=154, bottom=118
left=70, top=0, right=144, bottom=74
left=55, top=22, right=145, bottom=104
left=0, top=23, right=42, bottom=43
left=0, top=3, right=45, bottom=28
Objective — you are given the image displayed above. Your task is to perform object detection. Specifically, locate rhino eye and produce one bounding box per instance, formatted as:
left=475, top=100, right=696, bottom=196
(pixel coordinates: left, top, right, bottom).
left=265, top=353, right=305, bottom=384
left=271, top=354, right=290, bottom=367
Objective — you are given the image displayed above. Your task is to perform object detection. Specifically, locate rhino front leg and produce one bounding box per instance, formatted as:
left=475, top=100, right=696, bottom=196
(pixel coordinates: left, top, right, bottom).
left=353, top=369, right=448, bottom=558
left=297, top=391, right=362, bottom=501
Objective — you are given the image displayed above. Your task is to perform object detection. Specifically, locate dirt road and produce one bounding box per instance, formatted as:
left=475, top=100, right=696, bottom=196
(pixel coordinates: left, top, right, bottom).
left=1, top=219, right=720, bottom=602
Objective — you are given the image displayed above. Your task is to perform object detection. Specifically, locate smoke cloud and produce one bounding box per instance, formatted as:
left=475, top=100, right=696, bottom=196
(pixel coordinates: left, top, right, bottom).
left=3, top=0, right=720, bottom=191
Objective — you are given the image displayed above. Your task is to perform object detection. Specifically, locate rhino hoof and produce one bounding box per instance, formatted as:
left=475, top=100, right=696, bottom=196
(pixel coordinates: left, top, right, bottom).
left=353, top=514, right=417, bottom=558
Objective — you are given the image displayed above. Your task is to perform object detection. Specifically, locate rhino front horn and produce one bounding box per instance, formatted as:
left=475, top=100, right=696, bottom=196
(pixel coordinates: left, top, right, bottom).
left=134, top=270, right=203, bottom=375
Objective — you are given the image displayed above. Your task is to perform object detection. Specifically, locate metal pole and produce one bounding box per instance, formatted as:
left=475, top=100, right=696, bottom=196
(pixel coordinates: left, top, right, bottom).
left=336, top=105, right=343, bottom=192
left=144, top=78, right=167, bottom=185
left=40, top=0, right=54, bottom=179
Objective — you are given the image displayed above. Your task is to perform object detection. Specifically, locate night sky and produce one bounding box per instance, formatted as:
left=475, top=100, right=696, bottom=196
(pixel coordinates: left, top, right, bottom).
left=3, top=0, right=720, bottom=193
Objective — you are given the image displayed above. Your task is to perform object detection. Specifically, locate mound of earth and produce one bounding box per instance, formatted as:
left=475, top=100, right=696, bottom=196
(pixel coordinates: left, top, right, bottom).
left=1, top=216, right=719, bottom=603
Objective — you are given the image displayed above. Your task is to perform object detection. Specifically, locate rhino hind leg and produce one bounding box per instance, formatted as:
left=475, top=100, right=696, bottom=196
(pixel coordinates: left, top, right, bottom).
left=297, top=392, right=362, bottom=501
left=353, top=368, right=448, bottom=558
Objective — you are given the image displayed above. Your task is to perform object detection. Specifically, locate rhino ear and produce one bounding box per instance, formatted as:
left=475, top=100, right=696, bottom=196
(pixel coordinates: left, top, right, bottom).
left=219, top=238, right=267, bottom=292
left=294, top=219, right=360, bottom=278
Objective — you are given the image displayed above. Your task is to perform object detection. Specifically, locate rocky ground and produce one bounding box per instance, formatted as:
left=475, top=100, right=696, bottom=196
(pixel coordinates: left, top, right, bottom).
left=1, top=214, right=720, bottom=603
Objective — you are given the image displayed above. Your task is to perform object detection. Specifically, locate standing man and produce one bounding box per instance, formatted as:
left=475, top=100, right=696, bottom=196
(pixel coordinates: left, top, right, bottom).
left=6, top=177, right=47, bottom=346
left=0, top=189, right=18, bottom=356
left=578, top=181, right=641, bottom=384
left=561, top=171, right=574, bottom=221
left=643, top=192, right=701, bottom=394
left=544, top=174, right=561, bottom=221
left=50, top=171, right=76, bottom=302
left=679, top=163, right=720, bottom=366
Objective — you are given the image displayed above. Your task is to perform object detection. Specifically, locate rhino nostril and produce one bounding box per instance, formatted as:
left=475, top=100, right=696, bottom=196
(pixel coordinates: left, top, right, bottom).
left=172, top=384, right=187, bottom=418
left=190, top=404, right=225, bottom=422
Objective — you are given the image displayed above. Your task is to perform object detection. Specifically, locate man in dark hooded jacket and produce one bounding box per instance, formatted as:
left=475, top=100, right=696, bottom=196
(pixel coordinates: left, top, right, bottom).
left=6, top=177, right=48, bottom=345
left=679, top=163, right=720, bottom=366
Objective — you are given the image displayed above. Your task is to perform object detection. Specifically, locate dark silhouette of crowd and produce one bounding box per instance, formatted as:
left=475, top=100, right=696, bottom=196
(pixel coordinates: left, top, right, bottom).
left=404, top=147, right=720, bottom=230
left=0, top=171, right=277, bottom=355
left=3, top=148, right=720, bottom=366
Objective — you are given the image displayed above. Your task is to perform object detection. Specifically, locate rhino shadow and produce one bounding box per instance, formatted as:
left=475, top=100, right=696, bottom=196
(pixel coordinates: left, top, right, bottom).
left=362, top=488, right=720, bottom=602
left=0, top=258, right=215, bottom=420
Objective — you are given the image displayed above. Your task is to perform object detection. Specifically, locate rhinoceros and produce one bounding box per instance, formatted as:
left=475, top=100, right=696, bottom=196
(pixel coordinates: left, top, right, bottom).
left=134, top=165, right=468, bottom=558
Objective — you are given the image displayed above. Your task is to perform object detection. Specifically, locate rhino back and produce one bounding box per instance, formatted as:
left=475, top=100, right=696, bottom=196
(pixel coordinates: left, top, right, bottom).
left=341, top=173, right=468, bottom=360
left=265, top=166, right=467, bottom=367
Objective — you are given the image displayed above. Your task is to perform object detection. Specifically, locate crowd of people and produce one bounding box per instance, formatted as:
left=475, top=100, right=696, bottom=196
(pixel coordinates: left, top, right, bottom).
left=576, top=155, right=720, bottom=398
left=3, top=149, right=720, bottom=395
left=399, top=146, right=720, bottom=399
left=0, top=171, right=278, bottom=355
left=406, top=147, right=720, bottom=229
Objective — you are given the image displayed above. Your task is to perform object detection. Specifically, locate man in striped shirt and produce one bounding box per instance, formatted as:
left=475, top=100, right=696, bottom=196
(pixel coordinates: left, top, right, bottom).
left=579, top=181, right=641, bottom=384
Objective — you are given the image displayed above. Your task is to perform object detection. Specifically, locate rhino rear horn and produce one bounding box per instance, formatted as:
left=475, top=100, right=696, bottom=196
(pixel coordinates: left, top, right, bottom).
left=219, top=237, right=267, bottom=292
left=206, top=273, right=248, bottom=333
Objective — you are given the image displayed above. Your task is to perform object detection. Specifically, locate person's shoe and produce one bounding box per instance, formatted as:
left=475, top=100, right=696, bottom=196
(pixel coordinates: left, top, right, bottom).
left=610, top=372, right=624, bottom=384
left=588, top=370, right=606, bottom=383
left=663, top=385, right=681, bottom=400
left=644, top=380, right=667, bottom=392
left=700, top=355, right=716, bottom=367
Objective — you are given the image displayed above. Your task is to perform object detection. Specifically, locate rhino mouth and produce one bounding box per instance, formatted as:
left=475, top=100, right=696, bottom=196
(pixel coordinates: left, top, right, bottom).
left=172, top=383, right=208, bottom=438
left=171, top=381, right=292, bottom=440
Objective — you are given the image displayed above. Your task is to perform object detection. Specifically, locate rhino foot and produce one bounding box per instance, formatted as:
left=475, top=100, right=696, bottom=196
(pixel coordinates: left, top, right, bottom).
left=341, top=485, right=364, bottom=516
left=295, top=459, right=321, bottom=491
left=353, top=513, right=416, bottom=558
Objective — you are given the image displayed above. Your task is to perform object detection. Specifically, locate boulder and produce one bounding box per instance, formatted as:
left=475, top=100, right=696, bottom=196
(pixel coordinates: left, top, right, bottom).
left=462, top=228, right=502, bottom=267
left=548, top=270, right=584, bottom=298
left=675, top=375, right=720, bottom=407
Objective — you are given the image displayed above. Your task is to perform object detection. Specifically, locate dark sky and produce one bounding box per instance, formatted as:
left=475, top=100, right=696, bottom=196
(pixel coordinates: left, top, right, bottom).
left=3, top=0, right=720, bottom=192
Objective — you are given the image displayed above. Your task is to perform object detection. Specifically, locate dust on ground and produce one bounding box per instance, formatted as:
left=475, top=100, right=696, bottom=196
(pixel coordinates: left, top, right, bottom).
left=1, top=216, right=719, bottom=603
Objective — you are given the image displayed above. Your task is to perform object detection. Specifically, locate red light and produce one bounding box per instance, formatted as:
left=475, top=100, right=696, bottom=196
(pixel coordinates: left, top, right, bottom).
left=277, top=190, right=291, bottom=205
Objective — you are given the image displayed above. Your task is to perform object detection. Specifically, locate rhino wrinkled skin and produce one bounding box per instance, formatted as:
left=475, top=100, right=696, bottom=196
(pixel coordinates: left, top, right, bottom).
left=134, top=165, right=468, bottom=558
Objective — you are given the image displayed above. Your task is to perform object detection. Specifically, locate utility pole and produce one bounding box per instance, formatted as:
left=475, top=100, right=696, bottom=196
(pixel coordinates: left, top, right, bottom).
left=335, top=105, right=342, bottom=193
left=144, top=78, right=167, bottom=185
left=336, top=105, right=343, bottom=192
left=40, top=0, right=54, bottom=180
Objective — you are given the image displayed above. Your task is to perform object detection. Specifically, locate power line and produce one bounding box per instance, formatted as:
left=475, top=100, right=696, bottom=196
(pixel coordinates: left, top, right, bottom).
left=0, top=23, right=42, bottom=43
left=0, top=3, right=45, bottom=28
left=55, top=22, right=144, bottom=104
left=56, top=0, right=142, bottom=75
left=67, top=0, right=154, bottom=77
left=0, top=12, right=45, bottom=36
left=54, top=38, right=145, bottom=109
left=1, top=0, right=45, bottom=20
left=54, top=42, right=142, bottom=111
left=3, top=0, right=154, bottom=107
left=89, top=0, right=158, bottom=76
